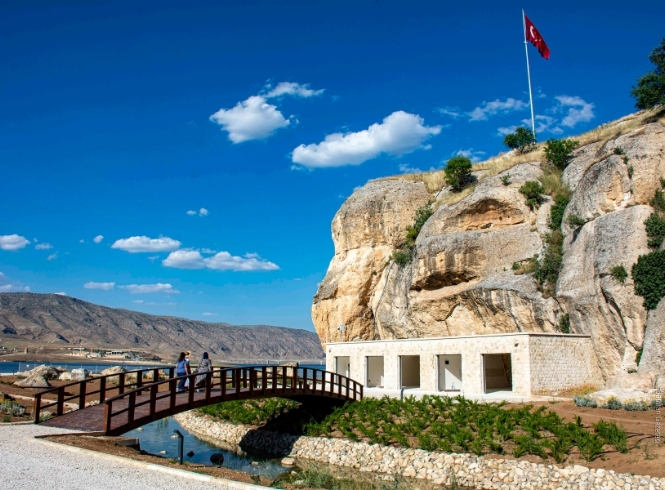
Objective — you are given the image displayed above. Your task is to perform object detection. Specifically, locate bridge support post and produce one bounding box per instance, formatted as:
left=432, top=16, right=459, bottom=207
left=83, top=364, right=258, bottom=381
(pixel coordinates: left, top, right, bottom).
left=173, top=430, right=184, bottom=464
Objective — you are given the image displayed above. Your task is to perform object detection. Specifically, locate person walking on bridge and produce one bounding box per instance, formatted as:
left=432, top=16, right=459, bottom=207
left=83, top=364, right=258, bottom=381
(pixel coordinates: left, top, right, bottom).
left=175, top=352, right=191, bottom=392
left=195, top=352, right=213, bottom=392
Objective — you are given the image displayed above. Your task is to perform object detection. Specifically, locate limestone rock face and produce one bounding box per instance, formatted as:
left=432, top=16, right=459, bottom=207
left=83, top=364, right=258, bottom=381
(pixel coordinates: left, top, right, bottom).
left=312, top=180, right=430, bottom=343
left=558, top=206, right=652, bottom=378
left=638, top=299, right=665, bottom=375
left=313, top=119, right=665, bottom=379
left=24, top=365, right=62, bottom=380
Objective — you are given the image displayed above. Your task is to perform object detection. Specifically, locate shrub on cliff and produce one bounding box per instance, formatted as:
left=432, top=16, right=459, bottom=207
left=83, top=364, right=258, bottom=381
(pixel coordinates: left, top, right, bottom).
left=503, top=126, right=536, bottom=154
left=444, top=156, right=473, bottom=192
left=519, top=181, right=545, bottom=210
left=632, top=250, right=665, bottom=310
left=631, top=38, right=665, bottom=109
left=544, top=138, right=579, bottom=170
left=392, top=204, right=433, bottom=266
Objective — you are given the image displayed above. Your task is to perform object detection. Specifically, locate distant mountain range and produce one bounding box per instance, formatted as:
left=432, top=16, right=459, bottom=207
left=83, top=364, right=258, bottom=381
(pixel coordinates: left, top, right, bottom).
left=0, top=293, right=323, bottom=360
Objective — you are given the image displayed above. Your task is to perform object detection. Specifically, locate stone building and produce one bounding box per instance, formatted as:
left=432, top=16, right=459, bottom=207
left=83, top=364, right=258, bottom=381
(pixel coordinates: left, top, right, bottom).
left=326, top=333, right=603, bottom=398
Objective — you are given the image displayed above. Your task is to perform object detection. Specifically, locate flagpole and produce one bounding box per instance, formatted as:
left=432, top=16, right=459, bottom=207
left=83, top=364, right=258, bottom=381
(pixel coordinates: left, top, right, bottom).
left=522, top=9, right=536, bottom=137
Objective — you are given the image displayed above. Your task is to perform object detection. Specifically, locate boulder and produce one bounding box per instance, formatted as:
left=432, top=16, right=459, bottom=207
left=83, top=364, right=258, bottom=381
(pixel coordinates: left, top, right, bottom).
left=606, top=372, right=656, bottom=391
left=587, top=388, right=657, bottom=406
left=14, top=374, right=51, bottom=388
left=210, top=453, right=225, bottom=466
left=100, top=366, right=127, bottom=376
left=71, top=368, right=89, bottom=381
left=24, top=365, right=61, bottom=380
left=281, top=457, right=295, bottom=467
left=638, top=298, right=665, bottom=375
left=58, top=371, right=73, bottom=381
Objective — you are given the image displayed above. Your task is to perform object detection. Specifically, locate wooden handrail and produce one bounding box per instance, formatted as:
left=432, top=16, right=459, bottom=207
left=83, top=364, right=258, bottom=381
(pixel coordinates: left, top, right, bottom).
left=100, top=366, right=362, bottom=435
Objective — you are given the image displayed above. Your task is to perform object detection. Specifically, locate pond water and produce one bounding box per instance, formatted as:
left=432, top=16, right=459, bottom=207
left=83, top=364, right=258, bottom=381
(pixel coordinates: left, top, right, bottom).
left=123, top=417, right=288, bottom=480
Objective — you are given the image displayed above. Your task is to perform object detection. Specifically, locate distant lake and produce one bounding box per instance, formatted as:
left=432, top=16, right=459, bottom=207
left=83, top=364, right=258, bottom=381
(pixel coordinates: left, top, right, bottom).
left=0, top=360, right=325, bottom=375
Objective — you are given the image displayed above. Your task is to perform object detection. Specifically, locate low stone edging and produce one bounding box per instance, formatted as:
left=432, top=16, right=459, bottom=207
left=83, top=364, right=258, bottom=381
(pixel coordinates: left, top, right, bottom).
left=174, top=411, right=665, bottom=489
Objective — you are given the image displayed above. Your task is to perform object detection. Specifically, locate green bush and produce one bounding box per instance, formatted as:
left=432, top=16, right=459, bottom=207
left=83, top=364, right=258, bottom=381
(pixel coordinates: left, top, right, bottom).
left=500, top=174, right=511, bottom=186
left=628, top=165, right=634, bottom=179
left=199, top=398, right=298, bottom=425
left=631, top=38, right=665, bottom=109
left=392, top=205, right=433, bottom=266
left=645, top=212, right=665, bottom=249
left=567, top=214, right=586, bottom=228
left=613, top=147, right=625, bottom=156
left=610, top=265, right=628, bottom=284
left=519, top=181, right=546, bottom=210
left=557, top=314, right=570, bottom=334
left=632, top=250, right=665, bottom=310
left=533, top=230, right=564, bottom=293
left=651, top=189, right=665, bottom=214
left=503, top=127, right=536, bottom=154
left=544, top=139, right=580, bottom=170
left=549, top=194, right=570, bottom=230
left=444, top=156, right=473, bottom=192
left=636, top=347, right=643, bottom=365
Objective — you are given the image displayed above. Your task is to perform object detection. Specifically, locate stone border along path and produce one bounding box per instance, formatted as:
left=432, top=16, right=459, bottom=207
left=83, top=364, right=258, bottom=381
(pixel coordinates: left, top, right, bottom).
left=175, top=411, right=665, bottom=490
left=0, top=424, right=263, bottom=490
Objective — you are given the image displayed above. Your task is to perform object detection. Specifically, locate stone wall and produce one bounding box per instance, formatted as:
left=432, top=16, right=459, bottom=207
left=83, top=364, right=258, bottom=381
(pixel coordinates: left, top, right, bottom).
left=325, top=333, right=598, bottom=397
left=529, top=336, right=604, bottom=395
left=175, top=411, right=665, bottom=489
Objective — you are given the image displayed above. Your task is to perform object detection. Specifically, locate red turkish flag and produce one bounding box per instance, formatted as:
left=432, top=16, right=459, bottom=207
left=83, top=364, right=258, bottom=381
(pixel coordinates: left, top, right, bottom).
left=524, top=14, right=550, bottom=60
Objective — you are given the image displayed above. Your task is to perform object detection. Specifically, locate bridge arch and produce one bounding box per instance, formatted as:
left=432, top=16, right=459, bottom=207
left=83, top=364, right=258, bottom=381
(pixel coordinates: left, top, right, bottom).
left=37, top=366, right=362, bottom=435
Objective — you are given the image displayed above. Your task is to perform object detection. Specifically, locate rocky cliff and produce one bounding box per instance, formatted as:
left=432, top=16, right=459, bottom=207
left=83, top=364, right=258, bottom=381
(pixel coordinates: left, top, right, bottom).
left=312, top=110, right=665, bottom=380
left=0, top=293, right=324, bottom=360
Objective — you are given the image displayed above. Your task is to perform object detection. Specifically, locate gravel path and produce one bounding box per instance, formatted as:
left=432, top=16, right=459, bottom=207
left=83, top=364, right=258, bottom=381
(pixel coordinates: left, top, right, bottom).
left=0, top=425, right=252, bottom=489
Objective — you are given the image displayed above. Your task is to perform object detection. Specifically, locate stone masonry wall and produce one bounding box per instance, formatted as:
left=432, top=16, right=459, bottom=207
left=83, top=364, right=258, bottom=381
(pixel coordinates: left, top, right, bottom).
left=175, top=410, right=665, bottom=489
left=529, top=336, right=604, bottom=395
left=326, top=333, right=596, bottom=396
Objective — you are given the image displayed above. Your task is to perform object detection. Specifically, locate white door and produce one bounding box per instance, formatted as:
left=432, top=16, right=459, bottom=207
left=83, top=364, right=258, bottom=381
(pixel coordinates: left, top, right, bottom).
left=438, top=355, right=462, bottom=391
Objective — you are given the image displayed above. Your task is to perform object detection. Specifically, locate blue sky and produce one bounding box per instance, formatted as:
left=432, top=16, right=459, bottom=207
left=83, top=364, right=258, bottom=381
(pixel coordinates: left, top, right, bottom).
left=1, top=1, right=662, bottom=331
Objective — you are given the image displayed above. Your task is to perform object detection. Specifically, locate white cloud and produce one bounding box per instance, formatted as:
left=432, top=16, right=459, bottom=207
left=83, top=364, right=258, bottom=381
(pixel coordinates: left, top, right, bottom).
left=555, top=95, right=595, bottom=128
left=35, top=243, right=53, bottom=250
left=186, top=210, right=197, bottom=216
left=202, top=312, right=217, bottom=316
left=132, top=299, right=175, bottom=306
left=163, top=249, right=279, bottom=272
left=0, top=234, right=30, bottom=251
left=54, top=292, right=66, bottom=296
left=398, top=163, right=423, bottom=173
left=292, top=111, right=442, bottom=168
left=0, top=272, right=29, bottom=292
left=199, top=208, right=208, bottom=216
left=133, top=299, right=144, bottom=304
left=47, top=253, right=58, bottom=261
left=84, top=282, right=115, bottom=290
left=93, top=235, right=104, bottom=244
left=120, top=283, right=180, bottom=294
left=497, top=125, right=519, bottom=136
left=455, top=148, right=486, bottom=163
left=436, top=107, right=461, bottom=118
left=200, top=248, right=217, bottom=254
left=263, top=82, right=324, bottom=98
left=111, top=236, right=181, bottom=253
left=468, top=98, right=529, bottom=121
left=79, top=239, right=85, bottom=243
left=209, top=95, right=291, bottom=143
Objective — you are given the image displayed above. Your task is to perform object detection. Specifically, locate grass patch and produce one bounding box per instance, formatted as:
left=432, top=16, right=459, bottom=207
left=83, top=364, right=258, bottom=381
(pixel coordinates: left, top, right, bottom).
left=199, top=398, right=298, bottom=425
left=610, top=265, right=629, bottom=284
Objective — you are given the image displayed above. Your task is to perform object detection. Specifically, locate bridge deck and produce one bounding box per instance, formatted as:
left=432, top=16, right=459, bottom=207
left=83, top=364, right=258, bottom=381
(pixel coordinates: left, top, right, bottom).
left=35, top=367, right=361, bottom=435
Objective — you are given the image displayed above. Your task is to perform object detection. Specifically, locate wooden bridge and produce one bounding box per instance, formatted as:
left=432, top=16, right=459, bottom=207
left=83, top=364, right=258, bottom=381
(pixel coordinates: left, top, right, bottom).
left=35, top=366, right=362, bottom=436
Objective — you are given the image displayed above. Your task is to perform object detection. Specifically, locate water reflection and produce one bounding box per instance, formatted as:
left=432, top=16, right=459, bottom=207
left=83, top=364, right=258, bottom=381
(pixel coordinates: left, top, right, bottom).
left=123, top=417, right=287, bottom=480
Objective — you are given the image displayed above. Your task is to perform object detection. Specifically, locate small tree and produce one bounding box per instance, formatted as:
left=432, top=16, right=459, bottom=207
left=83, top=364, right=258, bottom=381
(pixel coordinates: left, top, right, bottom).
left=631, top=38, right=665, bottom=109
left=544, top=138, right=580, bottom=170
left=444, top=156, right=473, bottom=192
left=503, top=126, right=536, bottom=154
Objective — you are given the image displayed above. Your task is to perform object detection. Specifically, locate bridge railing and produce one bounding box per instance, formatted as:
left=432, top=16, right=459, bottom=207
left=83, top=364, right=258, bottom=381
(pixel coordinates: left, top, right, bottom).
left=102, top=366, right=362, bottom=434
left=33, top=367, right=174, bottom=423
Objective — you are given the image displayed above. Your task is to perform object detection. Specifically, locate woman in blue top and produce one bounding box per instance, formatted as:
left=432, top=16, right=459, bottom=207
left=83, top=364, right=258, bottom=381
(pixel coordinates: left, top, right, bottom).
left=176, top=352, right=191, bottom=392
